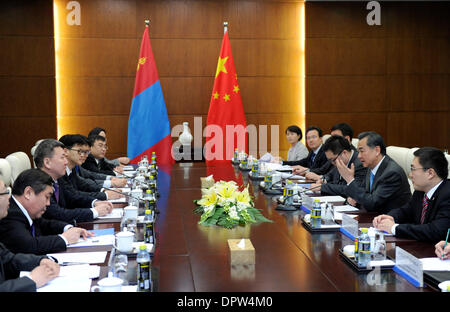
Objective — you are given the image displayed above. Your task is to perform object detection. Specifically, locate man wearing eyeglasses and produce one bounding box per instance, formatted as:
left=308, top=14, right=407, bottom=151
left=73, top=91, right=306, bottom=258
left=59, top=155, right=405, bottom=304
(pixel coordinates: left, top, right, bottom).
left=59, top=134, right=124, bottom=201
left=372, top=147, right=450, bottom=242
left=34, top=139, right=113, bottom=223
left=309, top=135, right=367, bottom=197
left=82, top=135, right=118, bottom=176
left=0, top=177, right=60, bottom=291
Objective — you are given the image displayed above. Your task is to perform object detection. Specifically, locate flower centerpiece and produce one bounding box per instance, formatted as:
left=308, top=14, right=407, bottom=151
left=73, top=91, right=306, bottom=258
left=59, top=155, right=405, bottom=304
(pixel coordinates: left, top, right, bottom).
left=194, top=180, right=273, bottom=229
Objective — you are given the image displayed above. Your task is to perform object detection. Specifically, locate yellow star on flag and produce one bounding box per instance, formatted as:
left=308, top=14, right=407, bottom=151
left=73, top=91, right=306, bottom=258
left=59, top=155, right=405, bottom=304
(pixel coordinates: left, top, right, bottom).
left=223, top=94, right=230, bottom=102
left=233, top=85, right=240, bottom=93
left=213, top=91, right=219, bottom=100
left=215, top=56, right=229, bottom=78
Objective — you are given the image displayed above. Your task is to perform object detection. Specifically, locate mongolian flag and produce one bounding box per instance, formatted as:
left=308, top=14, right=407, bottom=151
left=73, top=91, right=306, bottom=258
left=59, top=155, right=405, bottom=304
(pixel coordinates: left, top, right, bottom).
left=127, top=23, right=173, bottom=169
left=205, top=29, right=247, bottom=164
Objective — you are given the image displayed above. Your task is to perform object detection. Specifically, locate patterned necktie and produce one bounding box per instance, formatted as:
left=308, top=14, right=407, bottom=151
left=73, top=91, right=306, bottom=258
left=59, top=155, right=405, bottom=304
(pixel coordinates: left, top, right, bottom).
left=369, top=172, right=375, bottom=191
left=311, top=153, right=316, bottom=165
left=53, top=182, right=59, bottom=203
left=420, top=194, right=429, bottom=224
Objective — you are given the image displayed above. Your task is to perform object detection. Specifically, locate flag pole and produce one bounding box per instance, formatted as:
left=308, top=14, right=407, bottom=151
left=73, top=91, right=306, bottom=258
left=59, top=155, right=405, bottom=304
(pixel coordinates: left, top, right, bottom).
left=145, top=19, right=150, bottom=27
left=223, top=21, right=228, bottom=34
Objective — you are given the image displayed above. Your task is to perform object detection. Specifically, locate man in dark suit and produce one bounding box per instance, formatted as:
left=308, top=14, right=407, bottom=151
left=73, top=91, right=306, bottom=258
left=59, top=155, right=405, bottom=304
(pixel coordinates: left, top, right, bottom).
left=373, top=147, right=450, bottom=242
left=59, top=134, right=124, bottom=201
left=0, top=177, right=59, bottom=291
left=0, top=169, right=93, bottom=255
left=305, top=122, right=357, bottom=182
left=286, top=126, right=331, bottom=176
left=336, top=131, right=411, bottom=213
left=82, top=135, right=118, bottom=176
left=309, top=135, right=367, bottom=197
left=34, top=139, right=112, bottom=223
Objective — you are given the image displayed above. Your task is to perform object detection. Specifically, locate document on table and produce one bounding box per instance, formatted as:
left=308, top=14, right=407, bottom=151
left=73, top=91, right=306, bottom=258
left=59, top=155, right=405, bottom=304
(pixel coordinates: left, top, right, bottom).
left=278, top=172, right=305, bottom=180
left=368, top=259, right=395, bottom=267
left=311, top=196, right=346, bottom=203
left=117, top=187, right=131, bottom=193
left=20, top=265, right=97, bottom=292
left=98, top=208, right=123, bottom=219
left=123, top=165, right=134, bottom=171
left=334, top=205, right=359, bottom=213
left=47, top=251, right=107, bottom=264
left=67, top=234, right=114, bottom=248
left=109, top=197, right=127, bottom=203
left=263, top=163, right=292, bottom=171
left=420, top=257, right=450, bottom=271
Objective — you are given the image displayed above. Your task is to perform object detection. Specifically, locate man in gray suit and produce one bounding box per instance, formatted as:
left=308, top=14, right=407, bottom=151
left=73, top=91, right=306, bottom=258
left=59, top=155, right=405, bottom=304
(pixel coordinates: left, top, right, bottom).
left=335, top=131, right=411, bottom=214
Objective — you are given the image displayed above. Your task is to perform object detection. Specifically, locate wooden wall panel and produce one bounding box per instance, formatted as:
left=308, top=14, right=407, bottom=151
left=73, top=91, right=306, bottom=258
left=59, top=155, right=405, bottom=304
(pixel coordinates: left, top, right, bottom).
left=54, top=0, right=304, bottom=159
left=306, top=2, right=449, bottom=149
left=0, top=0, right=56, bottom=159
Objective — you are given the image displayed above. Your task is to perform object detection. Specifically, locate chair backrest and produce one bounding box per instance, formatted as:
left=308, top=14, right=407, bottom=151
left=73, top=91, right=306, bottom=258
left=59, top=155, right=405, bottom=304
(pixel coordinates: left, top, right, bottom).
left=5, top=152, right=31, bottom=184
left=0, top=158, right=12, bottom=187
left=446, top=153, right=450, bottom=179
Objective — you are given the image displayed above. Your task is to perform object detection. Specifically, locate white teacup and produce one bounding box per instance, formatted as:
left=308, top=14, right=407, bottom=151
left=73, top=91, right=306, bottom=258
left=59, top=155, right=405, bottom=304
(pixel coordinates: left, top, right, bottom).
left=123, top=205, right=138, bottom=220
left=114, top=231, right=134, bottom=253
left=91, top=273, right=123, bottom=292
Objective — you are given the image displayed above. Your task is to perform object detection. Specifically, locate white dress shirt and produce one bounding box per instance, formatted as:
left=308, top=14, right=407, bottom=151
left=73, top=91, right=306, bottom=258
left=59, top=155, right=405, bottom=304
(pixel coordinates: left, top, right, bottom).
left=12, top=196, right=73, bottom=246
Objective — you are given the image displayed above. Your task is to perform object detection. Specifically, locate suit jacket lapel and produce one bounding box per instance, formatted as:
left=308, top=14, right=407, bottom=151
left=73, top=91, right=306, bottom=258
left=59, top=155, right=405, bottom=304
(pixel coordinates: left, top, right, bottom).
left=424, top=180, right=446, bottom=223
left=370, top=156, right=389, bottom=192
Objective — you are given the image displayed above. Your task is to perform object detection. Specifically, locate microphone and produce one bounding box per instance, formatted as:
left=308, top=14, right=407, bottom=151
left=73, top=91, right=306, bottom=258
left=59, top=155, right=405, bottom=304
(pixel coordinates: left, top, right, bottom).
left=113, top=168, right=134, bottom=179
left=292, top=168, right=309, bottom=176
left=103, top=187, right=160, bottom=214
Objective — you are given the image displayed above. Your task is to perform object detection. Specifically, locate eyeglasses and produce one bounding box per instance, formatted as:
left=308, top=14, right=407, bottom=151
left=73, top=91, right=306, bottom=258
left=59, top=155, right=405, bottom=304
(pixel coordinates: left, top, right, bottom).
left=410, top=166, right=428, bottom=172
left=70, top=148, right=90, bottom=156
left=96, top=143, right=108, bottom=150
left=0, top=187, right=11, bottom=196
left=329, top=150, right=343, bottom=164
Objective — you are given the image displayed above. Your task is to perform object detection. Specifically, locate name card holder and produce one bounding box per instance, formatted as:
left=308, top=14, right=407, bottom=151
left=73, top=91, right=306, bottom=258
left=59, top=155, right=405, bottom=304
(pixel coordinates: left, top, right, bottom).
left=340, top=213, right=358, bottom=240
left=301, top=195, right=313, bottom=213
left=392, top=247, right=423, bottom=288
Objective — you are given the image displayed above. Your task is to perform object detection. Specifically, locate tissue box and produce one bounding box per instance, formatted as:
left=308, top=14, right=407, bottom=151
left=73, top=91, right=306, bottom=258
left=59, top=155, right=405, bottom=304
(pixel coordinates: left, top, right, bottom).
left=227, top=239, right=255, bottom=265
left=200, top=177, right=215, bottom=189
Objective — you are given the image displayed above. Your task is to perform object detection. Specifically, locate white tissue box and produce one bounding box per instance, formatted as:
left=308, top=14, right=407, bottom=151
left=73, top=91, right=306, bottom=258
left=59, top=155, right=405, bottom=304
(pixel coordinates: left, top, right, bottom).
left=227, top=239, right=255, bottom=265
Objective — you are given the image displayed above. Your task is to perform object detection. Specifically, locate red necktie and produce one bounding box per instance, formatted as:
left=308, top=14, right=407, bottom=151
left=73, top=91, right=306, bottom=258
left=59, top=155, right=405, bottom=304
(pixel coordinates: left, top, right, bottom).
left=420, top=194, right=429, bottom=224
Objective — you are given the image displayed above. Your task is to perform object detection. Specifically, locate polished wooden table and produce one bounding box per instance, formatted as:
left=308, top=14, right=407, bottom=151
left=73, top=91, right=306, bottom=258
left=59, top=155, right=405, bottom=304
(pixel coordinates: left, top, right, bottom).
left=76, top=162, right=438, bottom=292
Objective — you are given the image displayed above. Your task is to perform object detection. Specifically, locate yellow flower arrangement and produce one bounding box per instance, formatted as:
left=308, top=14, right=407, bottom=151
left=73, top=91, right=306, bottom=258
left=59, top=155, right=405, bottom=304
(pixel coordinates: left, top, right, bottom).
left=194, top=180, right=272, bottom=229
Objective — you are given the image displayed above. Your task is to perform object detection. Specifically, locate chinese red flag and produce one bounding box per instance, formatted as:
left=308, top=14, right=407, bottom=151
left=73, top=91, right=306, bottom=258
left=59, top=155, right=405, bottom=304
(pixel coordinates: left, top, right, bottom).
left=205, top=30, right=248, bottom=164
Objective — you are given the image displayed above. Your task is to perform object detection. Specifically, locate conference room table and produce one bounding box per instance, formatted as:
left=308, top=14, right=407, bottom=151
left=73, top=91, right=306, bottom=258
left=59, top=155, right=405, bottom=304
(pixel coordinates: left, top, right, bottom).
left=73, top=162, right=440, bottom=292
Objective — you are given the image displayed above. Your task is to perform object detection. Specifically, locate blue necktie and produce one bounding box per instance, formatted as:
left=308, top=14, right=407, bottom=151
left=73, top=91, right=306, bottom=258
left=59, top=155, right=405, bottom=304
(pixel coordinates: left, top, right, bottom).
left=369, top=172, right=375, bottom=191
left=31, top=223, right=35, bottom=237
left=311, top=152, right=316, bottom=165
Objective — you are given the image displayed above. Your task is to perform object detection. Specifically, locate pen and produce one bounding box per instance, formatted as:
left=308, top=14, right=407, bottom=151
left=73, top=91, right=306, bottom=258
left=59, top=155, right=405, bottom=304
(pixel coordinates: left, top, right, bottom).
left=442, top=228, right=450, bottom=259
left=60, top=262, right=90, bottom=266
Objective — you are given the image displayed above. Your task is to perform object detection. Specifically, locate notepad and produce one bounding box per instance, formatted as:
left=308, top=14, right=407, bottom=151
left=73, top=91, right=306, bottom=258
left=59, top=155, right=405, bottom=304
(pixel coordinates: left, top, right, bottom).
left=67, top=234, right=114, bottom=248
left=20, top=269, right=94, bottom=292
left=334, top=205, right=359, bottom=212
left=47, top=251, right=107, bottom=264
left=109, top=197, right=127, bottom=203
left=420, top=257, right=450, bottom=271
left=98, top=208, right=123, bottom=219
